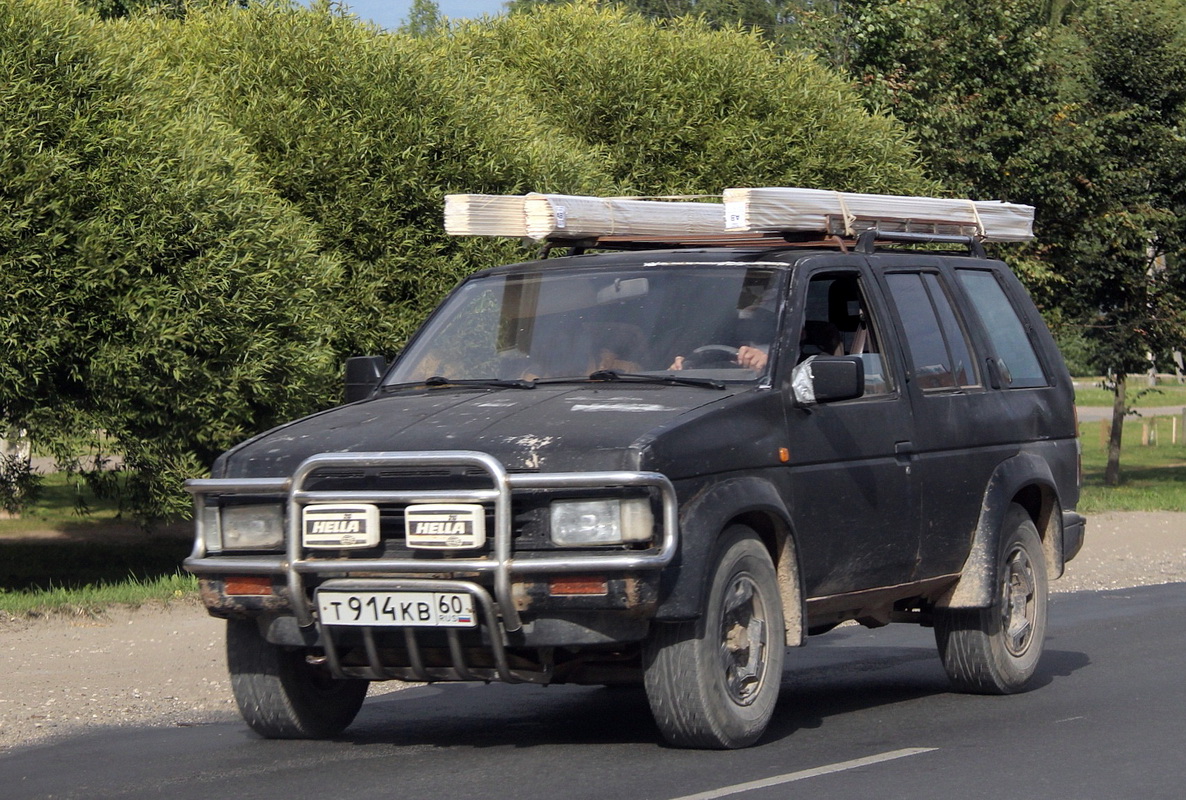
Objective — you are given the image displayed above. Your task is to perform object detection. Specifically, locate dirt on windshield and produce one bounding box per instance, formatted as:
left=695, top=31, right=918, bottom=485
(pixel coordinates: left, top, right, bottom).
left=2, top=510, right=1183, bottom=754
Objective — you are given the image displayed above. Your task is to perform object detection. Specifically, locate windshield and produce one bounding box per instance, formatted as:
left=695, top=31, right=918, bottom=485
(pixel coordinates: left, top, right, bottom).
left=385, top=262, right=787, bottom=386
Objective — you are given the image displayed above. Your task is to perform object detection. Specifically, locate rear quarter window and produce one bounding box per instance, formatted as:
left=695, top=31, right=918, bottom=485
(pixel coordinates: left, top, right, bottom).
left=956, top=269, right=1048, bottom=388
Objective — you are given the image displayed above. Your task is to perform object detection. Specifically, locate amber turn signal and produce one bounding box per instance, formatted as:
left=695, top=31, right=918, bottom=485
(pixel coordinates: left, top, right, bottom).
left=224, top=575, right=273, bottom=596
left=548, top=575, right=609, bottom=596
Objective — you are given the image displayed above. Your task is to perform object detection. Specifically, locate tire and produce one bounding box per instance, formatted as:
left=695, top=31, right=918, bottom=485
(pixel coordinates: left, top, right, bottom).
left=935, top=504, right=1048, bottom=694
left=643, top=525, right=785, bottom=749
left=226, top=618, right=368, bottom=739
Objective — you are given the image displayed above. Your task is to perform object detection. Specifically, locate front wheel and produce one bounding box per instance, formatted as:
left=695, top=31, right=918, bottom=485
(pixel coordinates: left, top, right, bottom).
left=643, top=525, right=785, bottom=749
left=226, top=618, right=368, bottom=739
left=935, top=504, right=1048, bottom=694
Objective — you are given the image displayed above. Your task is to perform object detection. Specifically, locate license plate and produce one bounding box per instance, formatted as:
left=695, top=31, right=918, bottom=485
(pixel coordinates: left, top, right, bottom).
left=316, top=590, right=476, bottom=627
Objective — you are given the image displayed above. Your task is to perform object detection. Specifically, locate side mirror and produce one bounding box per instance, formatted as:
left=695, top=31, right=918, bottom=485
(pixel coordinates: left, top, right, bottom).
left=791, top=356, right=865, bottom=406
left=344, top=356, right=387, bottom=403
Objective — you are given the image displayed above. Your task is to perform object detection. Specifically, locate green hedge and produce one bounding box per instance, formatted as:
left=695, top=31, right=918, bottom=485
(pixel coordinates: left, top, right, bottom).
left=1, top=0, right=339, bottom=517
left=2, top=1, right=932, bottom=519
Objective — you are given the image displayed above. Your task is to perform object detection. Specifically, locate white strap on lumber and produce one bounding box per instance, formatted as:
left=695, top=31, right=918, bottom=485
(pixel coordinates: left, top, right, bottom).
left=722, top=187, right=1034, bottom=242
left=444, top=193, right=728, bottom=241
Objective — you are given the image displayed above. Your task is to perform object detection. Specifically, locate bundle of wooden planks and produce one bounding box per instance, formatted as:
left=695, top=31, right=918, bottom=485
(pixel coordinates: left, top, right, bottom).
left=444, top=188, right=1035, bottom=243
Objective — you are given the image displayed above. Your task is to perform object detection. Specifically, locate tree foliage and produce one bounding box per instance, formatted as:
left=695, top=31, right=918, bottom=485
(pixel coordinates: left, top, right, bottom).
left=799, top=0, right=1186, bottom=483
left=506, top=0, right=807, bottom=35
left=797, top=0, right=1093, bottom=292
left=1064, top=0, right=1186, bottom=373
left=2, top=0, right=932, bottom=519
left=1059, top=0, right=1186, bottom=482
left=75, top=0, right=249, bottom=21
left=399, top=0, right=443, bottom=36
left=452, top=3, right=932, bottom=195
left=126, top=1, right=612, bottom=358
left=1, top=0, right=340, bottom=517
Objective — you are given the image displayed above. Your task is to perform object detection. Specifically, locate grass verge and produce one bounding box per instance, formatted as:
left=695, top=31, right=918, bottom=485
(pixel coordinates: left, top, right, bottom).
left=1078, top=415, right=1186, bottom=513
left=0, top=573, right=198, bottom=618
left=0, top=472, right=197, bottom=617
left=0, top=471, right=123, bottom=535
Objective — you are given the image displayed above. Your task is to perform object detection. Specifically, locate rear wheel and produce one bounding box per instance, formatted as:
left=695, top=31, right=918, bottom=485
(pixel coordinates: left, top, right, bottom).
left=226, top=618, right=368, bottom=739
left=935, top=504, right=1048, bottom=694
left=643, top=525, right=785, bottom=749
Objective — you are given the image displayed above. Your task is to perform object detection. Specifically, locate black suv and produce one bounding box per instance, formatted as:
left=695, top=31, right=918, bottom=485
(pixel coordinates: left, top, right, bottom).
left=186, top=224, right=1084, bottom=750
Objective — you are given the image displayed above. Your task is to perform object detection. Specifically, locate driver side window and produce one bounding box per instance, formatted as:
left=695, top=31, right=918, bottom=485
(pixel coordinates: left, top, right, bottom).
left=802, top=272, right=893, bottom=397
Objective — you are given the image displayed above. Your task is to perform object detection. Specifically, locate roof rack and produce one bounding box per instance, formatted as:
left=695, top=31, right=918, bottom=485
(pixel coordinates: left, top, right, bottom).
left=855, top=229, right=987, bottom=259
left=443, top=188, right=1034, bottom=251
left=534, top=232, right=846, bottom=259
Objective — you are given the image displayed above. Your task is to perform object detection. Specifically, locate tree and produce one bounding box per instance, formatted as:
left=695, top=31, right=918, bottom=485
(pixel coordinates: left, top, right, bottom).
left=3, top=1, right=934, bottom=519
left=399, top=0, right=443, bottom=35
left=451, top=3, right=934, bottom=196
left=75, top=0, right=249, bottom=20
left=140, top=0, right=933, bottom=351
left=798, top=0, right=1091, bottom=284
left=506, top=0, right=807, bottom=38
left=1, top=0, right=341, bottom=518
left=799, top=0, right=1186, bottom=484
left=129, top=2, right=616, bottom=360
left=1056, top=0, right=1186, bottom=483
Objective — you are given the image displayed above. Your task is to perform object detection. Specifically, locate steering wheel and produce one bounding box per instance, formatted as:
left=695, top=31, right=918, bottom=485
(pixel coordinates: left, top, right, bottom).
left=683, top=344, right=740, bottom=369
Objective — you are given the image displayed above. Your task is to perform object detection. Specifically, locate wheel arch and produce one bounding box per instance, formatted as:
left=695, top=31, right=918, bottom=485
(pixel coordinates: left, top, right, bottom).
left=656, top=476, right=805, bottom=646
left=940, top=451, right=1066, bottom=610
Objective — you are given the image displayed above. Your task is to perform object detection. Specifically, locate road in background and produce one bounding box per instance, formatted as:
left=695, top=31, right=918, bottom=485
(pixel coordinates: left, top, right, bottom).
left=1076, top=405, right=1184, bottom=422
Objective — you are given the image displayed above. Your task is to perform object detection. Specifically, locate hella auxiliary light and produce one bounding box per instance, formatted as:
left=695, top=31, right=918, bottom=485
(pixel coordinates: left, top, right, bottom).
left=303, top=503, right=381, bottom=549
left=549, top=498, right=654, bottom=547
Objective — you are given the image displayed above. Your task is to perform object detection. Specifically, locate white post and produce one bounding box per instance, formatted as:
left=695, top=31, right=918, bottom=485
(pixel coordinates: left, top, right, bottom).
left=0, top=427, right=31, bottom=461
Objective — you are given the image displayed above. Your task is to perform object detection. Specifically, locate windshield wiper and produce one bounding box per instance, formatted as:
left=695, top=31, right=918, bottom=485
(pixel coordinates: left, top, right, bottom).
left=383, top=376, right=537, bottom=392
left=423, top=376, right=537, bottom=389
left=585, top=369, right=726, bottom=390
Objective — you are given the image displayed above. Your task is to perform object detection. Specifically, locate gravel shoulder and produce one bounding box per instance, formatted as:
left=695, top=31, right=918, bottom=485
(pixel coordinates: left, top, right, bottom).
left=3, top=510, right=1184, bottom=754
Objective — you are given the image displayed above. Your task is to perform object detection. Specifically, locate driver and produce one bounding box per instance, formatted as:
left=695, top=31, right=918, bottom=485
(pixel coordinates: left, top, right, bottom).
left=668, top=303, right=776, bottom=372
left=669, top=345, right=767, bottom=372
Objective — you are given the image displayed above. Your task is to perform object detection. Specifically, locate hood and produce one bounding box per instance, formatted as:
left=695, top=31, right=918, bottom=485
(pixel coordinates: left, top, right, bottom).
left=217, top=383, right=748, bottom=478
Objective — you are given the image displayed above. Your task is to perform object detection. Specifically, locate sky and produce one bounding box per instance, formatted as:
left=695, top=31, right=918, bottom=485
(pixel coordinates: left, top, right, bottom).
left=338, top=0, right=509, bottom=29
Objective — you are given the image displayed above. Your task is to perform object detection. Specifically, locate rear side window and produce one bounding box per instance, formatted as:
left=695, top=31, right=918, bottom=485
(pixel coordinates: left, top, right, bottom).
left=885, top=272, right=979, bottom=391
left=957, top=270, right=1047, bottom=388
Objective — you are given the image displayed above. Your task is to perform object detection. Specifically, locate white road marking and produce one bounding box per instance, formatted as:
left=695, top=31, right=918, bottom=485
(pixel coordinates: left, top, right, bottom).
left=665, top=747, right=938, bottom=800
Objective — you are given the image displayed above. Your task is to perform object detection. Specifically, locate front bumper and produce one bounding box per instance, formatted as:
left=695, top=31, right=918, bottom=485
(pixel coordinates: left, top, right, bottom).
left=184, top=450, right=678, bottom=683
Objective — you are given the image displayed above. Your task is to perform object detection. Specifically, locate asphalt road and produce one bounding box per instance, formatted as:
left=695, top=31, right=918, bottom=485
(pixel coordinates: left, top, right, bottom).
left=5, top=583, right=1186, bottom=800
left=1075, top=404, right=1184, bottom=422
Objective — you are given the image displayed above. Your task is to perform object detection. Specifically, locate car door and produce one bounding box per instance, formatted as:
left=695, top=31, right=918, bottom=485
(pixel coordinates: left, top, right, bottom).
left=875, top=257, right=1008, bottom=579
left=780, top=258, right=920, bottom=598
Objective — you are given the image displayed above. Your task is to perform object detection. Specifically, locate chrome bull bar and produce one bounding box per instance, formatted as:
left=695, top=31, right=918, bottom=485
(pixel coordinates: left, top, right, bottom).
left=185, top=450, right=679, bottom=645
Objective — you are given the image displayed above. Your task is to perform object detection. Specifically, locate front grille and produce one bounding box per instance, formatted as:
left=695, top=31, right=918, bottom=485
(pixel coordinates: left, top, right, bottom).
left=305, top=465, right=494, bottom=494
